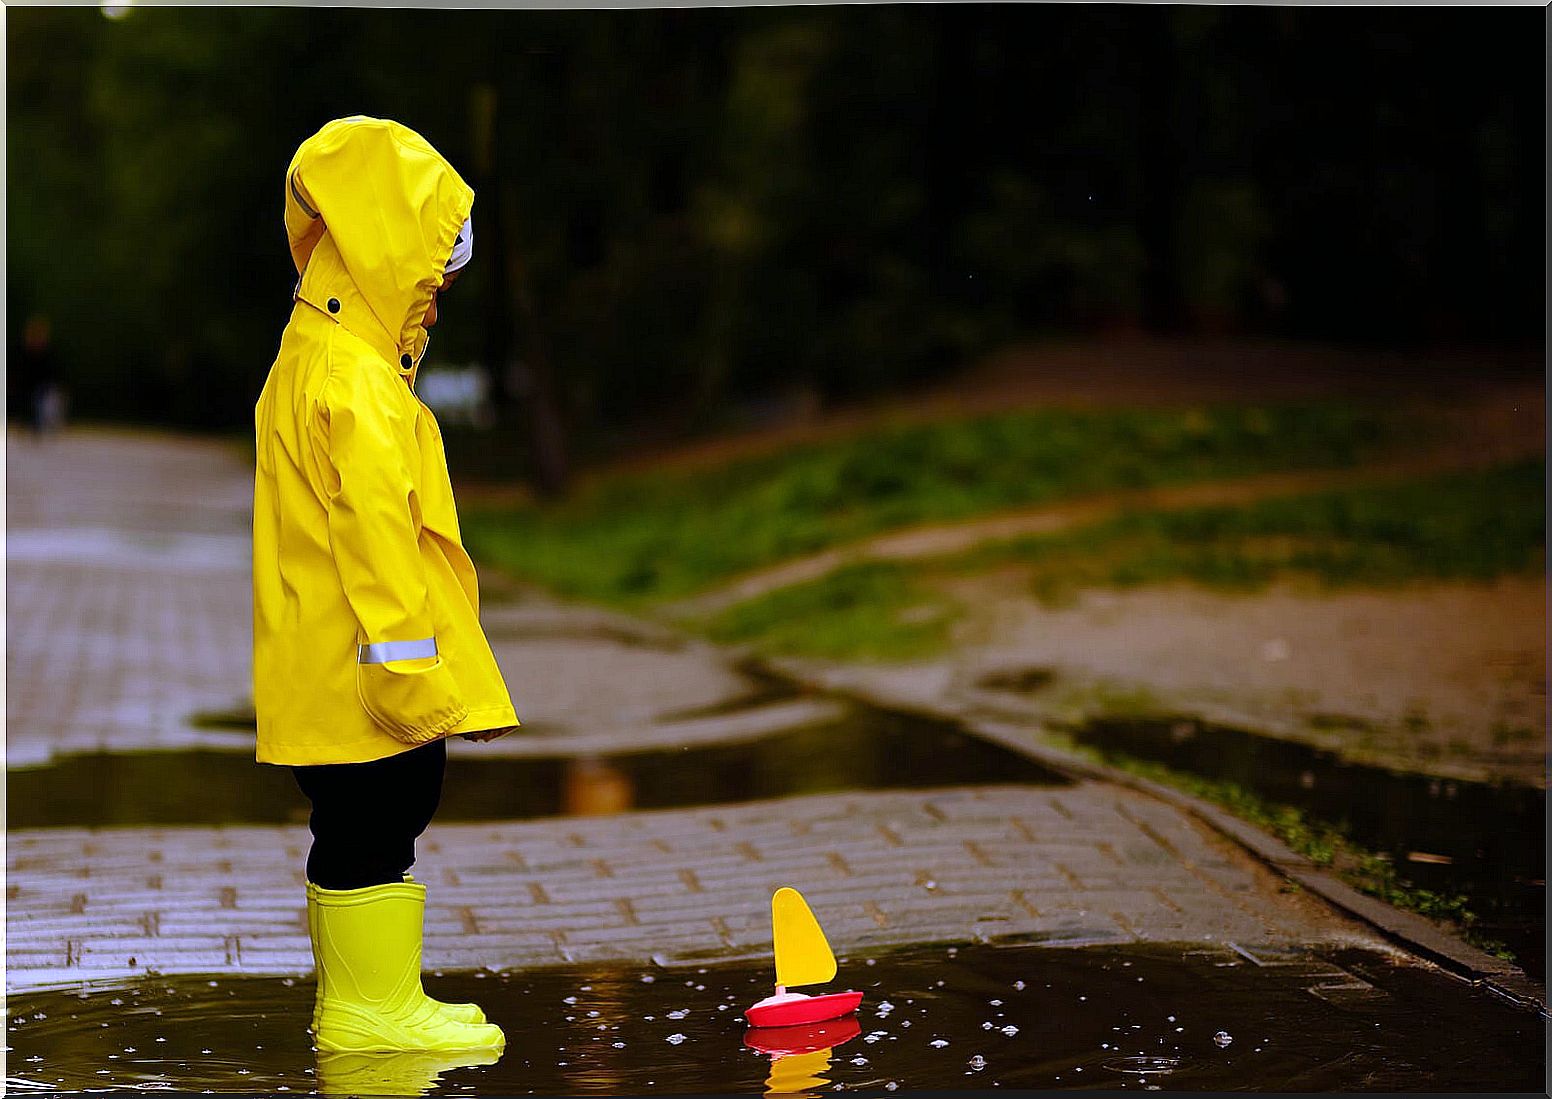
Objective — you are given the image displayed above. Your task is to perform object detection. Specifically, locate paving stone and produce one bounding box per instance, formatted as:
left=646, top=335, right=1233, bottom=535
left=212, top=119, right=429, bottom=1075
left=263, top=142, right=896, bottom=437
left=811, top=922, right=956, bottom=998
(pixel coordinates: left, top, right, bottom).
left=7, top=430, right=1388, bottom=994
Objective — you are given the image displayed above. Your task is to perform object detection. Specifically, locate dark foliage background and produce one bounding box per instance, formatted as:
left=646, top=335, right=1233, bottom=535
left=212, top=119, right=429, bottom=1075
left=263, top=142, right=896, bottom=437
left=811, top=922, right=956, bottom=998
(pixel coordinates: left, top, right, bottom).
left=7, top=6, right=1542, bottom=439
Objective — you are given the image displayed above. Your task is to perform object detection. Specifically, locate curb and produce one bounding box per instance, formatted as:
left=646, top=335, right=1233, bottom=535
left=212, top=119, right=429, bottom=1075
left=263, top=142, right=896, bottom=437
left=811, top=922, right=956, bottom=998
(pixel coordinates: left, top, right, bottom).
left=751, top=653, right=1548, bottom=1017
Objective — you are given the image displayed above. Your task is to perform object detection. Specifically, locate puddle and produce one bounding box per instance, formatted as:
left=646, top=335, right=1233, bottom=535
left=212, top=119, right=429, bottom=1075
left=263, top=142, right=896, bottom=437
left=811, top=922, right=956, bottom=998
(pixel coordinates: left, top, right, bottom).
left=1067, top=717, right=1547, bottom=978
left=7, top=709, right=1068, bottom=830
left=7, top=942, right=1540, bottom=1094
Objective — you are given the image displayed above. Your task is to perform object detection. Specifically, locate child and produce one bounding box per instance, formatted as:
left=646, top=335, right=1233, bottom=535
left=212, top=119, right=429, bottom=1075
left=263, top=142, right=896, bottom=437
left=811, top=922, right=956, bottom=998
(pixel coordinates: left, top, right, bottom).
left=252, top=116, right=519, bottom=1055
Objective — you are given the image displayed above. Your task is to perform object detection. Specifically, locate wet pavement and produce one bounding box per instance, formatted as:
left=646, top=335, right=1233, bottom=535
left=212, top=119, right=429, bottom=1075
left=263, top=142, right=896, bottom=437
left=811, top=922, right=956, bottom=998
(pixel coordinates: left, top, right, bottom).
left=7, top=942, right=1542, bottom=1094
left=9, top=780, right=1385, bottom=992
left=8, top=709, right=1068, bottom=829
left=1065, top=716, right=1547, bottom=978
left=7, top=428, right=1539, bottom=1091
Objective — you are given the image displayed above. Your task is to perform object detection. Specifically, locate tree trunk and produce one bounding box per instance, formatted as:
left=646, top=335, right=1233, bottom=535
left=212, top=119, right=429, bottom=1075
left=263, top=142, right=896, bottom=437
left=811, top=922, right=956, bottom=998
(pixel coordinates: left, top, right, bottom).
left=500, top=184, right=570, bottom=499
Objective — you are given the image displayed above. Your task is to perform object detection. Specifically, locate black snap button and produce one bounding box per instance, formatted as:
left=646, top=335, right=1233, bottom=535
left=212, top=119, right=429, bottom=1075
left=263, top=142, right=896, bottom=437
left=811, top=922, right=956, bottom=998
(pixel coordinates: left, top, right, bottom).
left=327, top=298, right=341, bottom=314
left=400, top=354, right=413, bottom=369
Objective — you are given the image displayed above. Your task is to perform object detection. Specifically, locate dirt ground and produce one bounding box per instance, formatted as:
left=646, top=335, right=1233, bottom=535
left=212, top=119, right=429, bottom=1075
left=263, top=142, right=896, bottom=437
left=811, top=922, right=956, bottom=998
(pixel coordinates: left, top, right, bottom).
left=457, top=338, right=1545, bottom=789
left=935, top=571, right=1546, bottom=788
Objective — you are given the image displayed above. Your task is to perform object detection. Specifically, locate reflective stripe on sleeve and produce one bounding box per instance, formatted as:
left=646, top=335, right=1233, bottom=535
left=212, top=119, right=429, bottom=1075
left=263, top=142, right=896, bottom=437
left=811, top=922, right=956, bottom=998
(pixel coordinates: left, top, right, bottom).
left=357, top=637, right=439, bottom=664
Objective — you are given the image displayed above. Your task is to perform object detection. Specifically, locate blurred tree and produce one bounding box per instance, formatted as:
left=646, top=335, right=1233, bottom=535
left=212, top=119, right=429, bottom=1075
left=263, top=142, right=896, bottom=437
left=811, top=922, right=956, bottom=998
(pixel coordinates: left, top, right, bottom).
left=6, top=6, right=1543, bottom=461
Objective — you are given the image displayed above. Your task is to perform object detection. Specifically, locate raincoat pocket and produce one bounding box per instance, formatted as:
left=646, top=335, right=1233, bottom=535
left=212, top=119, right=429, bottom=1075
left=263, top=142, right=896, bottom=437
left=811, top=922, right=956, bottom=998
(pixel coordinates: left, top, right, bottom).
left=355, top=654, right=470, bottom=745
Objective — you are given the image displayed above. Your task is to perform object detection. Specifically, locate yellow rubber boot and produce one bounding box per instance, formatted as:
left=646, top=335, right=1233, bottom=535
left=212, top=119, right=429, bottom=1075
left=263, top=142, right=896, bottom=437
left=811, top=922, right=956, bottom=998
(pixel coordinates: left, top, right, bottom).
left=401, top=876, right=487, bottom=1024
left=307, top=882, right=487, bottom=1027
left=311, top=880, right=505, bottom=1053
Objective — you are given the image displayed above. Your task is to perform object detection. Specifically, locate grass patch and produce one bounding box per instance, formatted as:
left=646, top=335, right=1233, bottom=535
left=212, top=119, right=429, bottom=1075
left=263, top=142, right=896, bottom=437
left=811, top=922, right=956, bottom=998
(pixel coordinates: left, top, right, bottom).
left=462, top=402, right=1397, bottom=605
left=699, top=561, right=957, bottom=662
left=1042, top=728, right=1516, bottom=962
left=690, top=461, right=1543, bottom=661
left=959, top=459, right=1545, bottom=602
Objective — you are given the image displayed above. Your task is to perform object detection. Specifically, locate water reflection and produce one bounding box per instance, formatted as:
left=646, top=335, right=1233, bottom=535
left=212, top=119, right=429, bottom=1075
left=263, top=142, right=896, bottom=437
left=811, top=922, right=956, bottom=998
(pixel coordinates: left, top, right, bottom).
left=315, top=1049, right=502, bottom=1097
left=1067, top=716, right=1547, bottom=976
left=747, top=1017, right=861, bottom=1098
left=9, top=943, right=1540, bottom=1094
left=7, top=710, right=1068, bottom=830
left=563, top=757, right=635, bottom=816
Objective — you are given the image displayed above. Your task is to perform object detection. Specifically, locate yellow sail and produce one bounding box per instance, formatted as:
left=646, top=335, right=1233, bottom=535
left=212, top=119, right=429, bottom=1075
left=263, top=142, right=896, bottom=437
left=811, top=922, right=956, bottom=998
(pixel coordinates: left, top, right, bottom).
left=772, top=887, right=836, bottom=988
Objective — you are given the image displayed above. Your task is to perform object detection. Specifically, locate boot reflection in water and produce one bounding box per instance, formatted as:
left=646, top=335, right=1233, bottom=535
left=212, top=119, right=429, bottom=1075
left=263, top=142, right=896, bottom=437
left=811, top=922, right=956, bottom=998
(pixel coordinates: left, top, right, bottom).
left=315, top=1048, right=502, bottom=1097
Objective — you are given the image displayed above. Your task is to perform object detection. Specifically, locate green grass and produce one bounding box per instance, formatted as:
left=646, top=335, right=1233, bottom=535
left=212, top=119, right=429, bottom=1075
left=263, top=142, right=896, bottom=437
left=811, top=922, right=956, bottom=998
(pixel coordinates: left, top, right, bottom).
left=970, top=458, right=1545, bottom=602
left=700, top=561, right=956, bottom=661
left=701, top=460, right=1544, bottom=660
left=462, top=403, right=1396, bottom=605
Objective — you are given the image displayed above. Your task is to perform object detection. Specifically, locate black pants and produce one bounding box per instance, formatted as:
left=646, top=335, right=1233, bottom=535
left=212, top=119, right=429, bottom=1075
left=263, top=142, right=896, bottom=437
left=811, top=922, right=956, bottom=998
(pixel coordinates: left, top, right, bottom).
left=292, top=739, right=447, bottom=890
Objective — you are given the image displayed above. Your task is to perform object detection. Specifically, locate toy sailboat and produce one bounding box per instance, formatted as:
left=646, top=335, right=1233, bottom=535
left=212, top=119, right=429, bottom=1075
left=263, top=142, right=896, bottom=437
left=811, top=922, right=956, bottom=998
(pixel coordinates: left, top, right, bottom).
left=744, top=887, right=864, bottom=1028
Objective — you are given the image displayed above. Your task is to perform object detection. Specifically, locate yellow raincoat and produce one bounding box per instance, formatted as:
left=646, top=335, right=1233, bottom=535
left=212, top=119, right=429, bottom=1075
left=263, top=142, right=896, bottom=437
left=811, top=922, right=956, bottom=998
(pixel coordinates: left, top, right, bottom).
left=252, top=116, right=519, bottom=766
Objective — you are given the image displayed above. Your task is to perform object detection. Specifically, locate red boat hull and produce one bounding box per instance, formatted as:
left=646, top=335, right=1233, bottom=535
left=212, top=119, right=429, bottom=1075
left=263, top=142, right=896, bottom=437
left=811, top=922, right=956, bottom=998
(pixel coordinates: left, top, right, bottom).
left=744, top=990, right=863, bottom=1028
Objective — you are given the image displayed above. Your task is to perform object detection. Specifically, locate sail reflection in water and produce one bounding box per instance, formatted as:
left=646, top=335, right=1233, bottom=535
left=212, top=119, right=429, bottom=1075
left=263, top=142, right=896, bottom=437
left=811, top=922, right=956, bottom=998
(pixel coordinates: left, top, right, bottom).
left=746, top=1016, right=861, bottom=1098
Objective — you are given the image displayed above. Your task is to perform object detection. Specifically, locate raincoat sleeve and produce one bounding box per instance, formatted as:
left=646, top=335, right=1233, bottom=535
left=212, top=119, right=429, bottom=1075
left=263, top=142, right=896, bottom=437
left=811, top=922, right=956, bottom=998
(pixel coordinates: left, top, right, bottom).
left=317, top=356, right=469, bottom=744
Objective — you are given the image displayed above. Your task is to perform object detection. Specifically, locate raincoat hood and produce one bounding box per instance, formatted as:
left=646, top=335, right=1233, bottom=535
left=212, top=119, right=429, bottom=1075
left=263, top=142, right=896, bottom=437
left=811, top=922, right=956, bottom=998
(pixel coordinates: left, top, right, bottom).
left=283, top=116, right=474, bottom=380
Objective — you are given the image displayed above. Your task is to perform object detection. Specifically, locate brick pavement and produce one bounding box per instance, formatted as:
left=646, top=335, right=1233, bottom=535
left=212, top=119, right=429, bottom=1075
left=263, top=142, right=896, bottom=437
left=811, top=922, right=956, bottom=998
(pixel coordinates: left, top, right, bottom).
left=7, top=428, right=1388, bottom=996
left=6, top=785, right=1385, bottom=992
left=4, top=429, right=828, bottom=767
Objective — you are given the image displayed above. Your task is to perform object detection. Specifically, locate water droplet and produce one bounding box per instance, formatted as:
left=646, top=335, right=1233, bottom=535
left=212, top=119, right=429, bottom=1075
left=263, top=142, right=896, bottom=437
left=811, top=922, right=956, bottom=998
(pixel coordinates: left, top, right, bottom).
left=1214, top=1031, right=1233, bottom=1048
left=613, top=1041, right=626, bottom=1048
left=851, top=1055, right=869, bottom=1066
left=1013, top=980, right=1025, bottom=990
left=930, top=1039, right=949, bottom=1048
left=968, top=1055, right=987, bottom=1071
left=982, top=1022, right=993, bottom=1030
left=667, top=1009, right=688, bottom=1020
left=586, top=1010, right=600, bottom=1018
left=989, top=999, right=1002, bottom=1006
left=641, top=975, right=655, bottom=983
left=1001, top=1025, right=1019, bottom=1037
left=563, top=996, right=577, bottom=1004
left=666, top=1033, right=687, bottom=1045
left=885, top=1083, right=898, bottom=1091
